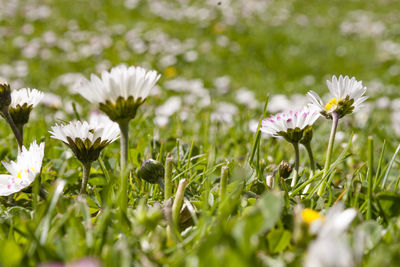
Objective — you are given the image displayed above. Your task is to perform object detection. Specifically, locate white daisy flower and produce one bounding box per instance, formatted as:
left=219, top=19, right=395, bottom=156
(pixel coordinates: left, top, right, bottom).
left=49, top=120, right=119, bottom=163
left=78, top=65, right=161, bottom=123
left=307, top=75, right=368, bottom=119
left=0, top=141, right=45, bottom=196
left=9, top=88, right=44, bottom=126
left=261, top=106, right=320, bottom=143
left=10, top=88, right=44, bottom=109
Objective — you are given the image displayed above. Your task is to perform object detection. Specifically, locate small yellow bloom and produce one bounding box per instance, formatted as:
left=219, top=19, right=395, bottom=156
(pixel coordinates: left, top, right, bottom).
left=164, top=66, right=177, bottom=78
left=301, top=208, right=324, bottom=225
left=325, top=98, right=338, bottom=111
left=213, top=23, right=226, bottom=34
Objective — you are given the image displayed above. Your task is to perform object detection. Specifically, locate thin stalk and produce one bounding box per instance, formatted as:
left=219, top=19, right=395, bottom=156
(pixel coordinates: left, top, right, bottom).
left=118, top=121, right=129, bottom=212
left=302, top=142, right=315, bottom=195
left=164, top=155, right=173, bottom=200
left=1, top=107, right=23, bottom=149
left=17, top=124, right=23, bottom=144
left=219, top=166, right=229, bottom=202
left=304, top=142, right=316, bottom=174
left=366, top=136, right=374, bottom=220
left=80, top=162, right=92, bottom=195
left=291, top=142, right=300, bottom=187
left=172, top=179, right=187, bottom=232
left=318, top=112, right=339, bottom=196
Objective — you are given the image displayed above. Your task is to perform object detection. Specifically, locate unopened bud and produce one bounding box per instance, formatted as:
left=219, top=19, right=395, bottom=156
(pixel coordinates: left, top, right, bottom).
left=0, top=82, right=11, bottom=110
left=278, top=161, right=292, bottom=178
left=138, top=159, right=165, bottom=186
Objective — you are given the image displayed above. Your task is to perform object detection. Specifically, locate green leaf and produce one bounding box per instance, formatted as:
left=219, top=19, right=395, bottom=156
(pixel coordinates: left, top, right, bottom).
left=0, top=240, right=23, bottom=266
left=267, top=229, right=291, bottom=253
left=376, top=191, right=400, bottom=218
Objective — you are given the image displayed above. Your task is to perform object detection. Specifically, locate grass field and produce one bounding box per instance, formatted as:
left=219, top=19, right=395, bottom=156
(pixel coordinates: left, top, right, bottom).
left=1, top=0, right=400, bottom=266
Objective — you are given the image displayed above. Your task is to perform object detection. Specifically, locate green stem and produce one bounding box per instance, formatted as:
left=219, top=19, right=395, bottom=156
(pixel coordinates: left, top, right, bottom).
left=172, top=178, right=187, bottom=232
left=2, top=107, right=23, bottom=150
left=304, top=142, right=316, bottom=174
left=219, top=166, right=229, bottom=202
left=291, top=142, right=300, bottom=187
left=318, top=112, right=339, bottom=196
left=118, top=121, right=129, bottom=212
left=80, top=162, right=92, bottom=195
left=164, top=155, right=173, bottom=200
left=366, top=136, right=373, bottom=220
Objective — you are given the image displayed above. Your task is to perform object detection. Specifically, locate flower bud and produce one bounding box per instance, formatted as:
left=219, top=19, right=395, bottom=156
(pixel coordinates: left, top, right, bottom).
left=138, top=159, right=165, bottom=185
left=278, top=161, right=292, bottom=178
left=0, top=82, right=11, bottom=110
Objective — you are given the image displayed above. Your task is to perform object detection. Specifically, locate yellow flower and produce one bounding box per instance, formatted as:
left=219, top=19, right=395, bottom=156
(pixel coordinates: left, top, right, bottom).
left=301, top=208, right=324, bottom=225
left=164, top=66, right=177, bottom=78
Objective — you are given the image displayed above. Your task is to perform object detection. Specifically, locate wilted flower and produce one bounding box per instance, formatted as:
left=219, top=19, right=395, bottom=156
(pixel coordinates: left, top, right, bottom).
left=307, top=75, right=368, bottom=119
left=9, top=88, right=44, bottom=127
left=78, top=65, right=161, bottom=123
left=261, top=106, right=320, bottom=143
left=0, top=141, right=45, bottom=196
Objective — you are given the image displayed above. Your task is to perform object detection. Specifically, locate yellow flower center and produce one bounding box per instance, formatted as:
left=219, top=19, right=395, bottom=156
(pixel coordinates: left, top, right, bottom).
left=16, top=172, right=22, bottom=179
left=301, top=208, right=324, bottom=224
left=325, top=98, right=338, bottom=111
left=164, top=66, right=177, bottom=78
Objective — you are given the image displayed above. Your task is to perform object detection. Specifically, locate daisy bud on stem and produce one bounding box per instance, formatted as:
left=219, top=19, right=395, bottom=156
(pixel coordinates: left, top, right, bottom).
left=0, top=82, right=23, bottom=149
left=138, top=158, right=165, bottom=189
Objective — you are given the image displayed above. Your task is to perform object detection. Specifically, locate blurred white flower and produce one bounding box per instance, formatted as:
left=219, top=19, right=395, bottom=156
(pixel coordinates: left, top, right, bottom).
left=0, top=141, right=45, bottom=196
left=210, top=102, right=238, bottom=124
left=307, top=75, right=368, bottom=119
left=235, top=88, right=259, bottom=109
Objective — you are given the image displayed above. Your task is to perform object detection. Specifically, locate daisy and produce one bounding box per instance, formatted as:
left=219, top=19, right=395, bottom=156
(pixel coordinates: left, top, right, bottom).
left=261, top=106, right=320, bottom=187
left=78, top=65, right=161, bottom=123
left=261, top=106, right=320, bottom=142
left=49, top=120, right=119, bottom=194
left=0, top=141, right=45, bottom=196
left=9, top=88, right=44, bottom=137
left=78, top=65, right=160, bottom=208
left=307, top=75, right=368, bottom=119
left=307, top=75, right=368, bottom=196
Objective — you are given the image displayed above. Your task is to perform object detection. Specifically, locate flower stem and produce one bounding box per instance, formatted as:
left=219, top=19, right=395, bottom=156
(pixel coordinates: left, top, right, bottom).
left=1, top=107, right=23, bottom=150
left=118, top=121, right=130, bottom=212
left=318, top=112, right=339, bottom=196
left=164, top=155, right=173, bottom=201
left=366, top=136, right=374, bottom=220
left=172, top=178, right=187, bottom=232
left=302, top=142, right=316, bottom=195
left=80, top=161, right=92, bottom=195
left=219, top=166, right=229, bottom=202
left=304, top=142, right=316, bottom=175
left=291, top=142, right=300, bottom=187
